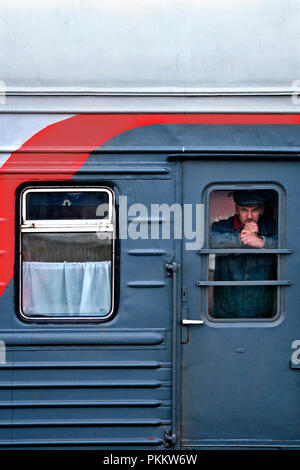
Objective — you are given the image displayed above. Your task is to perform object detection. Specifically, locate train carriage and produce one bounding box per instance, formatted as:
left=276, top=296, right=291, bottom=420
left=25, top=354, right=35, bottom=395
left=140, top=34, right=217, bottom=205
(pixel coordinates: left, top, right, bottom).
left=0, top=0, right=300, bottom=450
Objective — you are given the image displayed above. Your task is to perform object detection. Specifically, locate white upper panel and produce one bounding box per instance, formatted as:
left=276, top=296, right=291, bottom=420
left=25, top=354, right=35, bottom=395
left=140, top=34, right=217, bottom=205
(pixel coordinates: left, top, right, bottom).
left=1, top=0, right=299, bottom=91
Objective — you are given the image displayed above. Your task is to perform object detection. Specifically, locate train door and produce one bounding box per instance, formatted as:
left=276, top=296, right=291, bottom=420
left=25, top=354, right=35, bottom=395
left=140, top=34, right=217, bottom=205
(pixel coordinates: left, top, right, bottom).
left=180, top=156, right=300, bottom=449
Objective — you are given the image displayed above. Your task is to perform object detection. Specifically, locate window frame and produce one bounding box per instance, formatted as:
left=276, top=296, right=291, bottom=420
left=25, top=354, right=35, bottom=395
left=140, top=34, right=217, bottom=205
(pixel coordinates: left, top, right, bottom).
left=202, top=183, right=287, bottom=324
left=19, top=185, right=116, bottom=323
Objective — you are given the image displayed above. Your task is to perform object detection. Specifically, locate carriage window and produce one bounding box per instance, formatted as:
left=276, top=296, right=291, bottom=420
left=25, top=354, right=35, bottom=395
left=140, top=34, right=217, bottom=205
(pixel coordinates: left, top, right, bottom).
left=20, top=188, right=114, bottom=320
left=208, top=189, right=278, bottom=319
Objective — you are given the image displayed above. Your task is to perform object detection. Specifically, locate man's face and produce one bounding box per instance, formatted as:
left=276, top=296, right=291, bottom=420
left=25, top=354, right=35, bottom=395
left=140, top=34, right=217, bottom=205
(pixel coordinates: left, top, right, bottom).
left=235, top=205, right=264, bottom=226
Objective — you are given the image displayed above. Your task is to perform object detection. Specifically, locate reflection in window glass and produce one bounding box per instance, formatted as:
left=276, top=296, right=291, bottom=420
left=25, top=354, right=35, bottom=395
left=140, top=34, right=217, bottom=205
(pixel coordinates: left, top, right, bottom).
left=26, top=191, right=109, bottom=220
left=209, top=189, right=278, bottom=319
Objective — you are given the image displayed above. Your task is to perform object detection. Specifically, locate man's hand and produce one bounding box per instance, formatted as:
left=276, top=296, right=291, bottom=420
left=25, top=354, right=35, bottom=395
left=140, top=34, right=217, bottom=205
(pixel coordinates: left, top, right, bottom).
left=243, top=222, right=259, bottom=233
left=240, top=229, right=264, bottom=248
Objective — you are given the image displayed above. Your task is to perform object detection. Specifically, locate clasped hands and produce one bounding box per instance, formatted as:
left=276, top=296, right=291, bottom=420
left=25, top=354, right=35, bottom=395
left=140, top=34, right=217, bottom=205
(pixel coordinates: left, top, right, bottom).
left=240, top=222, right=264, bottom=248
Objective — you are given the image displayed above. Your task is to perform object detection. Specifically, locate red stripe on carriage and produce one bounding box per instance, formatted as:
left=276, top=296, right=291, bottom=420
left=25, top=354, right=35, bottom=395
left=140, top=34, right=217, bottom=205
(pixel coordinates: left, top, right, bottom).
left=0, top=113, right=299, bottom=296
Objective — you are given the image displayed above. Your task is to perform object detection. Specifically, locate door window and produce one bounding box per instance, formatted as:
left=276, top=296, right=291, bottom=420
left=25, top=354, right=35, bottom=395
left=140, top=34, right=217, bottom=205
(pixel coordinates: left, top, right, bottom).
left=207, top=188, right=279, bottom=319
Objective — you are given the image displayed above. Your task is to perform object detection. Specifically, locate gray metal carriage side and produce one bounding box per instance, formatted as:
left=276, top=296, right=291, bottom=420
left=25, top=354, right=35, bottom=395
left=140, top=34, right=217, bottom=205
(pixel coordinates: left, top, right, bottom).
left=0, top=0, right=299, bottom=450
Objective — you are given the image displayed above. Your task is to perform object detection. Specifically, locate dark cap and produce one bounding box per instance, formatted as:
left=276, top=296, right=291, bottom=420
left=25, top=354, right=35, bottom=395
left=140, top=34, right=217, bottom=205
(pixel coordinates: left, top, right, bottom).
left=231, top=190, right=266, bottom=207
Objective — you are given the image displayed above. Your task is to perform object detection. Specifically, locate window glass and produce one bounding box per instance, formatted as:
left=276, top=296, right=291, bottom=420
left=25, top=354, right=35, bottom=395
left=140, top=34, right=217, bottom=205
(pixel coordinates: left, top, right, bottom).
left=26, top=190, right=109, bottom=220
left=208, top=189, right=278, bottom=319
left=208, top=286, right=277, bottom=319
left=20, top=188, right=114, bottom=320
left=208, top=254, right=277, bottom=281
left=23, top=233, right=111, bottom=263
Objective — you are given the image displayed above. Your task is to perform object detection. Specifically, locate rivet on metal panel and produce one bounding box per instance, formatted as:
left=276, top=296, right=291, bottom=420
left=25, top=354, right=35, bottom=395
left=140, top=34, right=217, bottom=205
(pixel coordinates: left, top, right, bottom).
left=235, top=348, right=246, bottom=353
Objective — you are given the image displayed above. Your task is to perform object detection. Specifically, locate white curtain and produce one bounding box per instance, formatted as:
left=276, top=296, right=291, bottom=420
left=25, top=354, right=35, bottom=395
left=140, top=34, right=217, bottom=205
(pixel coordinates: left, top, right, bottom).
left=22, top=261, right=111, bottom=316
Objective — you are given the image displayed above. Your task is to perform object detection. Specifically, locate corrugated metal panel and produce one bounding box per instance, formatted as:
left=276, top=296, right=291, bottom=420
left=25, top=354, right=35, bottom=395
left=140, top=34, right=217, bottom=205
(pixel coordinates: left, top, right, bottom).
left=0, top=355, right=171, bottom=448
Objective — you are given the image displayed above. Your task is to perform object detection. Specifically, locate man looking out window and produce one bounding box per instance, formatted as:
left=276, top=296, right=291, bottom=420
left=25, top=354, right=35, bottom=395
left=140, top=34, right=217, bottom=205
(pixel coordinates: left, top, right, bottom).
left=209, top=190, right=277, bottom=319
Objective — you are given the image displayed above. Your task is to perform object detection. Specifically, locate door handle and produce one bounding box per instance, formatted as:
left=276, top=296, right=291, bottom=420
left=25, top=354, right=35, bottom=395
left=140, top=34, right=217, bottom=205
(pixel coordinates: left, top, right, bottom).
left=182, top=319, right=204, bottom=325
